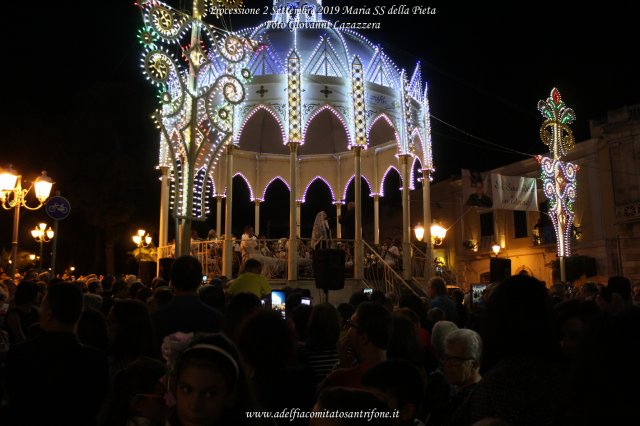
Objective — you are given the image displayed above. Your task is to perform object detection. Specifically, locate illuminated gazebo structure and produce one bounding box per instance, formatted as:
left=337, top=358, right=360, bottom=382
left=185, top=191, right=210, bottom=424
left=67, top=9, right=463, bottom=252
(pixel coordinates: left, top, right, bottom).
left=139, top=0, right=435, bottom=285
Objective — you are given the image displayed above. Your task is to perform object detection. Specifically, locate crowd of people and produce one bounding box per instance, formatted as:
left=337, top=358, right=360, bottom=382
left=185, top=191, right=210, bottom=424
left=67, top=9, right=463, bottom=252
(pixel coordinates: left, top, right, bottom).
left=0, top=259, right=639, bottom=425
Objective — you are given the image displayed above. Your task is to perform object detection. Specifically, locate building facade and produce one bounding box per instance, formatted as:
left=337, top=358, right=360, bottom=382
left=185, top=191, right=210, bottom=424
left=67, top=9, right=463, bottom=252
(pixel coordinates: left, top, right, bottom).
left=429, top=103, right=640, bottom=287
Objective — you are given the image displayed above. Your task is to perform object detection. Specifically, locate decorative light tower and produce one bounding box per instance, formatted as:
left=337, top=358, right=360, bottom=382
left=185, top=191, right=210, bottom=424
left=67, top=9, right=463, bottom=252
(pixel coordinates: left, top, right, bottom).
left=537, top=88, right=578, bottom=283
left=136, top=0, right=255, bottom=265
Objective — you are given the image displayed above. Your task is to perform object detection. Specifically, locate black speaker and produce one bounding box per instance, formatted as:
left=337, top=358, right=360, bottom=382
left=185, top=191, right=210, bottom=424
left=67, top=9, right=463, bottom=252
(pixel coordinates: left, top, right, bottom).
left=139, top=261, right=157, bottom=286
left=490, top=258, right=511, bottom=283
left=158, top=257, right=174, bottom=282
left=313, top=249, right=345, bottom=291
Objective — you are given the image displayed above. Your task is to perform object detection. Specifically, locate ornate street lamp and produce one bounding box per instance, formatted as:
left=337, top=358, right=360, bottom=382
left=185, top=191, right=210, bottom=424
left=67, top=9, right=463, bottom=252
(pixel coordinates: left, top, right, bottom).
left=430, top=222, right=447, bottom=246
left=0, top=165, right=54, bottom=276
left=491, top=243, right=501, bottom=257
left=414, top=223, right=425, bottom=242
left=132, top=229, right=153, bottom=278
left=31, top=223, right=54, bottom=271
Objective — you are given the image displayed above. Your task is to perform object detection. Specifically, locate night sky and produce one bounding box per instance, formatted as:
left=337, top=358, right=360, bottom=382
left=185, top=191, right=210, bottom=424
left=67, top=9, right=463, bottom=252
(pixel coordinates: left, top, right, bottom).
left=1, top=1, right=638, bottom=274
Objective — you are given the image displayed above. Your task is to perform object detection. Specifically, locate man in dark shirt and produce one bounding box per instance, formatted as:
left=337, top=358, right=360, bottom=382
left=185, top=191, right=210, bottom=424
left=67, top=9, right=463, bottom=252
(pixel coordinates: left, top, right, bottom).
left=6, top=283, right=110, bottom=425
left=153, top=255, right=222, bottom=346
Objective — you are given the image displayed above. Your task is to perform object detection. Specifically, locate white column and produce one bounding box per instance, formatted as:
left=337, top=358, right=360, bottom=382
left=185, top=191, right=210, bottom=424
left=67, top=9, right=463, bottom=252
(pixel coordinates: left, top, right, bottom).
left=254, top=199, right=261, bottom=236
left=335, top=202, right=342, bottom=239
left=354, top=147, right=363, bottom=280
left=296, top=201, right=301, bottom=238
left=222, top=145, right=234, bottom=277
left=373, top=195, right=380, bottom=245
left=400, top=155, right=412, bottom=280
left=422, top=169, right=433, bottom=280
left=158, top=166, right=170, bottom=276
left=288, top=143, right=299, bottom=283
left=215, top=195, right=223, bottom=238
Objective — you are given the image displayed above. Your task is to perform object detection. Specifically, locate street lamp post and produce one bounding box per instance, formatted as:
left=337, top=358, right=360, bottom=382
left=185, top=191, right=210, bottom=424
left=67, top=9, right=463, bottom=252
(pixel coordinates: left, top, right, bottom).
left=0, top=166, right=54, bottom=276
left=31, top=223, right=54, bottom=271
left=132, top=229, right=152, bottom=278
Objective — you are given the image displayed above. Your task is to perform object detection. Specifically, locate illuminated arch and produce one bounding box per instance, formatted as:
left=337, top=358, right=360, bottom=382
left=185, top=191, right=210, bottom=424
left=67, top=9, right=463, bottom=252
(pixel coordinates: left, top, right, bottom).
left=237, top=104, right=287, bottom=145
left=379, top=166, right=403, bottom=196
left=342, top=174, right=374, bottom=201
left=261, top=176, right=291, bottom=200
left=410, top=128, right=424, bottom=155
left=367, top=113, right=400, bottom=146
left=224, top=172, right=255, bottom=201
left=410, top=156, right=423, bottom=190
left=301, top=176, right=336, bottom=203
left=303, top=104, right=353, bottom=146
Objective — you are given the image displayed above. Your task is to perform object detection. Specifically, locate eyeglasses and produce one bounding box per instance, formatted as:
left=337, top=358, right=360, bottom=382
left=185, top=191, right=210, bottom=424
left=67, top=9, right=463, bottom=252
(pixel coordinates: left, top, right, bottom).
left=345, top=319, right=360, bottom=330
left=440, top=355, right=473, bottom=366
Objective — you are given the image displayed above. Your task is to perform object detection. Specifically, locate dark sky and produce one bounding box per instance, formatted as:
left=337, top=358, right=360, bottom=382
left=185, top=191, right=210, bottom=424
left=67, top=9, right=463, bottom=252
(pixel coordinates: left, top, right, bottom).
left=1, top=1, right=638, bottom=273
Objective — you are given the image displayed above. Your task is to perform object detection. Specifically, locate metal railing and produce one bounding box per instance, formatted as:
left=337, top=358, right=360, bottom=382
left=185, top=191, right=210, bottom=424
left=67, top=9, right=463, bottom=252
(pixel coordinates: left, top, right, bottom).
left=362, top=241, right=419, bottom=298
left=410, top=242, right=428, bottom=284
left=158, top=238, right=356, bottom=280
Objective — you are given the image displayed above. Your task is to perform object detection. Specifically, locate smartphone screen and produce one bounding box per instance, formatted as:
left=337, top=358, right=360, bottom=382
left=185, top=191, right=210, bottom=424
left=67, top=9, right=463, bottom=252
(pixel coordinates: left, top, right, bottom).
left=301, top=297, right=311, bottom=306
left=471, top=284, right=487, bottom=305
left=271, top=290, right=286, bottom=312
left=363, top=288, right=373, bottom=295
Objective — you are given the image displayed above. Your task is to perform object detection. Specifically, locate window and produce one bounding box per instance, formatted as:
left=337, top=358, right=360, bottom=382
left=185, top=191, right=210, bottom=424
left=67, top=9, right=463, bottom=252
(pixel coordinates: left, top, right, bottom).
left=513, top=211, right=528, bottom=239
left=480, top=212, right=494, bottom=238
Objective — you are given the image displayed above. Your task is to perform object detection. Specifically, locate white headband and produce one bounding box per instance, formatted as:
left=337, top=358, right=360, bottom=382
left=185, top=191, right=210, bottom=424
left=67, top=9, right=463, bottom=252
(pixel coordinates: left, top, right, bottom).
left=185, top=343, right=240, bottom=381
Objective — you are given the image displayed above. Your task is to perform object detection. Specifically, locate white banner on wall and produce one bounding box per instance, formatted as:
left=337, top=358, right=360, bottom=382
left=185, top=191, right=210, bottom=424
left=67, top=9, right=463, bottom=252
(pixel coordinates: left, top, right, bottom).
left=462, top=169, right=538, bottom=211
left=490, top=174, right=538, bottom=211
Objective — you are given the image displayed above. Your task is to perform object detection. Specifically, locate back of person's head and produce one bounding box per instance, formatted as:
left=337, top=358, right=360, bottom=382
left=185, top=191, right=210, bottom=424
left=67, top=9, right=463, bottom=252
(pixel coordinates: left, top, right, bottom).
left=431, top=320, right=459, bottom=360
left=150, top=276, right=168, bottom=290
left=362, top=358, right=424, bottom=414
left=45, top=282, right=84, bottom=325
left=198, top=284, right=225, bottom=311
left=398, top=293, right=427, bottom=319
left=153, top=287, right=174, bottom=308
left=307, top=302, right=340, bottom=349
left=112, top=279, right=129, bottom=298
left=136, top=286, right=153, bottom=303
left=446, top=328, right=483, bottom=363
left=87, top=279, right=102, bottom=294
left=101, top=275, right=115, bottom=292
left=349, top=291, right=369, bottom=308
left=355, top=301, right=393, bottom=350
left=108, top=356, right=167, bottom=426
left=427, top=307, right=446, bottom=325
left=428, top=277, right=447, bottom=296
left=370, top=289, right=387, bottom=306
left=236, top=309, right=296, bottom=373
left=388, top=312, right=423, bottom=367
left=290, top=304, right=312, bottom=342
left=129, top=282, right=145, bottom=299
left=14, top=280, right=39, bottom=305
left=336, top=302, right=355, bottom=328
left=223, top=292, right=262, bottom=340
left=209, top=277, right=223, bottom=288
left=77, top=308, right=108, bottom=352
left=83, top=293, right=103, bottom=312
left=110, top=299, right=155, bottom=360
left=170, top=255, right=202, bottom=292
left=452, top=289, right=465, bottom=304
left=482, top=274, right=558, bottom=370
left=243, top=258, right=262, bottom=274
left=606, top=276, right=632, bottom=302
left=578, top=281, right=599, bottom=299
left=313, top=387, right=392, bottom=426
left=285, top=292, right=302, bottom=313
